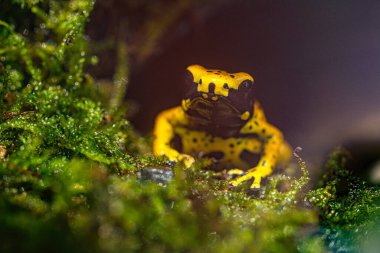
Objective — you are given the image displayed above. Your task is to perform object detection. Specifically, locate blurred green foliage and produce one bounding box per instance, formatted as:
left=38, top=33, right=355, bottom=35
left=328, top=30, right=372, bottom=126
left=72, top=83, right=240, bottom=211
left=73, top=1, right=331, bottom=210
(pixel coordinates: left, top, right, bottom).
left=308, top=149, right=380, bottom=252
left=0, top=1, right=379, bottom=253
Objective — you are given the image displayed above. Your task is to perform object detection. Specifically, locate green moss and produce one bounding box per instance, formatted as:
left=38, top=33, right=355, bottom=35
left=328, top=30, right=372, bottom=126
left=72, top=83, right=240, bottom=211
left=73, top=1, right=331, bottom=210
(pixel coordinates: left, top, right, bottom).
left=308, top=148, right=380, bottom=252
left=1, top=1, right=379, bottom=253
left=0, top=0, right=136, bottom=170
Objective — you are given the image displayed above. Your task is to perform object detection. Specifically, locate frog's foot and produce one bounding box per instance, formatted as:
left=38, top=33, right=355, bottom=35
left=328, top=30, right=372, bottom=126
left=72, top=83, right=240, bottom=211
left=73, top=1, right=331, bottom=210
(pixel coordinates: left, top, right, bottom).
left=230, top=167, right=264, bottom=189
left=177, top=154, right=195, bottom=168
left=227, top=169, right=246, bottom=179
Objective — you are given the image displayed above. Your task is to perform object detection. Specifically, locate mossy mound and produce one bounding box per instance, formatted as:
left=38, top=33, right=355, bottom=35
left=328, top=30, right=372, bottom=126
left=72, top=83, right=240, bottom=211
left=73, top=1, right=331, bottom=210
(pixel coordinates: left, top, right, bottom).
left=308, top=149, right=380, bottom=252
left=0, top=1, right=379, bottom=253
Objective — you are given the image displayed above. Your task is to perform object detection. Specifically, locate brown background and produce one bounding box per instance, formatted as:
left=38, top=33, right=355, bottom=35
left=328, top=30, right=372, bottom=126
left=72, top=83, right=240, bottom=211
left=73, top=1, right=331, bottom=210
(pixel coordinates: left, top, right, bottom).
left=88, top=0, right=380, bottom=165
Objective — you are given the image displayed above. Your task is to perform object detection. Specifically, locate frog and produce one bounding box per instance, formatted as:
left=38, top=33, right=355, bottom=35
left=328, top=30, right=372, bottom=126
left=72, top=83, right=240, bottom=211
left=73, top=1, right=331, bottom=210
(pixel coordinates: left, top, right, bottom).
left=153, top=65, right=292, bottom=189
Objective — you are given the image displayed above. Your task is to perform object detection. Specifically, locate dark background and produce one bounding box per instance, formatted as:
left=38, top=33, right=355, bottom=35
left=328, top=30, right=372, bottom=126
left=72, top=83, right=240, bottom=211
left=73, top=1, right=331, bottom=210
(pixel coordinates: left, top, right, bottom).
left=89, top=0, right=380, bottom=165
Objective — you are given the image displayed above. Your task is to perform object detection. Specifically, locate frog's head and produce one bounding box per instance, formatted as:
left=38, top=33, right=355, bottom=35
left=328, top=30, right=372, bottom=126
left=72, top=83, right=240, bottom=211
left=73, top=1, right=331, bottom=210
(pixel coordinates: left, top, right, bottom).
left=183, top=65, right=255, bottom=137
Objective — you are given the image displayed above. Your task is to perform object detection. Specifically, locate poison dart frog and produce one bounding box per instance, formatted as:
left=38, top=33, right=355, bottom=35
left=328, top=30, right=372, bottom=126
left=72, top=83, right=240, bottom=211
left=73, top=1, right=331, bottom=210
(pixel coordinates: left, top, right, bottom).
left=153, top=65, right=292, bottom=189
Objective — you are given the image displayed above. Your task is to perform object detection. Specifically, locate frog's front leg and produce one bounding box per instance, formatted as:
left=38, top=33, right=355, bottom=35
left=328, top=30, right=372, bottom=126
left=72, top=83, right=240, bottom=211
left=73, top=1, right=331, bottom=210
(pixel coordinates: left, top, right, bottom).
left=230, top=102, right=291, bottom=189
left=153, top=106, right=195, bottom=168
left=230, top=125, right=283, bottom=188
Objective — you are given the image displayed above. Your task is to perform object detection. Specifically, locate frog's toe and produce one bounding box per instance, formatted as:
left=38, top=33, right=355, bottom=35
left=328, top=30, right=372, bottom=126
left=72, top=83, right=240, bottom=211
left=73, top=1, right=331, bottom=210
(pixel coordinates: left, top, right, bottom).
left=229, top=180, right=239, bottom=188
left=229, top=168, right=267, bottom=190
left=249, top=175, right=262, bottom=189
left=178, top=154, right=195, bottom=168
left=229, top=172, right=255, bottom=187
left=250, top=180, right=261, bottom=189
left=227, top=169, right=246, bottom=179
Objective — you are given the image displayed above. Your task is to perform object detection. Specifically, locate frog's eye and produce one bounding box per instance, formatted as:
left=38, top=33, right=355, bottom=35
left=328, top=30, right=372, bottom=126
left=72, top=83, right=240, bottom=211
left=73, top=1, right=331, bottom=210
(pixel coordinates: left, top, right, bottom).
left=185, top=70, right=195, bottom=86
left=184, top=70, right=198, bottom=97
left=240, top=80, right=253, bottom=89
left=238, top=80, right=254, bottom=100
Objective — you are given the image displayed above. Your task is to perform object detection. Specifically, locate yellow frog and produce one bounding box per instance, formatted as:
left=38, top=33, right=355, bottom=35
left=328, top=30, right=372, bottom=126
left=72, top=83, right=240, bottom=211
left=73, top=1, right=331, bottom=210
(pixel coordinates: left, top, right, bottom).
left=153, top=65, right=292, bottom=189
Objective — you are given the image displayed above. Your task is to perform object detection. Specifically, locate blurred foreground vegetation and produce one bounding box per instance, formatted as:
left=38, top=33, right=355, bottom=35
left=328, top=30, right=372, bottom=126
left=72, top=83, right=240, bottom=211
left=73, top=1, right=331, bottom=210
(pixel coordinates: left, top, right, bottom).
left=0, top=1, right=379, bottom=252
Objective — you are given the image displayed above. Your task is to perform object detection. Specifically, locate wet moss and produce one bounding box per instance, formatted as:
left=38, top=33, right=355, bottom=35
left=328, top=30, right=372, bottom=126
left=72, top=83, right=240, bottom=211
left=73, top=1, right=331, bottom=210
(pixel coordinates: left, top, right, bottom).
left=0, top=1, right=378, bottom=253
left=308, top=148, right=380, bottom=252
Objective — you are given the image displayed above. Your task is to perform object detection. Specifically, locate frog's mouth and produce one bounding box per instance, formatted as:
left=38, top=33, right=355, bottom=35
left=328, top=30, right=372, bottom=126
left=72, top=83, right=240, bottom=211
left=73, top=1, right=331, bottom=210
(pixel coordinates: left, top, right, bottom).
left=185, top=95, right=251, bottom=138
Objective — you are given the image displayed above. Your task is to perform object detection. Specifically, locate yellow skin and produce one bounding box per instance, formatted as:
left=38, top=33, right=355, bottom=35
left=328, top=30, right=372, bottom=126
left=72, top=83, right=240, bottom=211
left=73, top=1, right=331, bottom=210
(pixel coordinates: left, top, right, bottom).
left=153, top=65, right=292, bottom=189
